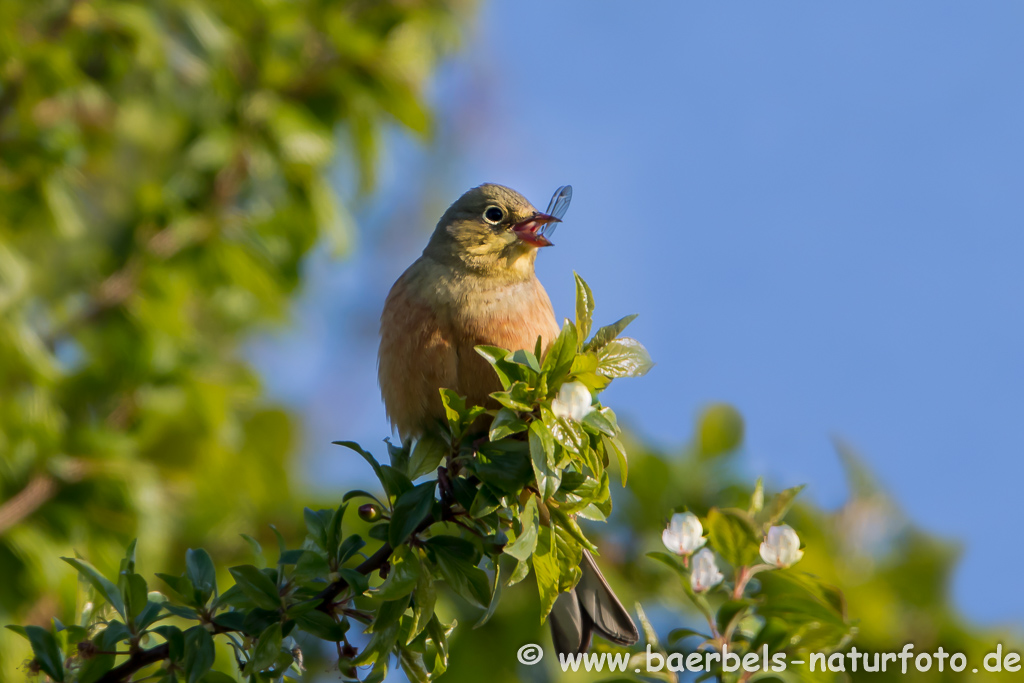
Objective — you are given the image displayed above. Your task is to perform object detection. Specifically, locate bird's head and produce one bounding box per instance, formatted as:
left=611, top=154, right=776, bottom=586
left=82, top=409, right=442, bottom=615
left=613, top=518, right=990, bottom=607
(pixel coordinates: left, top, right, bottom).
left=424, top=184, right=559, bottom=278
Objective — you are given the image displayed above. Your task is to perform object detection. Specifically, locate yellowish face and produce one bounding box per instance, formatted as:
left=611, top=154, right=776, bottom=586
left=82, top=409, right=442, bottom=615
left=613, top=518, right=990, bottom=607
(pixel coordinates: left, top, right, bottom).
left=427, top=184, right=557, bottom=276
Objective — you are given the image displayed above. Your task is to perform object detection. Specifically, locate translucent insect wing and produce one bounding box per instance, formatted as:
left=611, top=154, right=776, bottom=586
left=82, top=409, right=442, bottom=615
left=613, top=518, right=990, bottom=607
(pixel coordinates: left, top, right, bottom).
left=542, top=185, right=572, bottom=237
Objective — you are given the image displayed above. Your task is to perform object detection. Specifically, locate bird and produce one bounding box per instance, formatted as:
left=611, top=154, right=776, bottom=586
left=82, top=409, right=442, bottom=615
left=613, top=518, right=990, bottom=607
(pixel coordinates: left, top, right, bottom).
left=378, top=183, right=561, bottom=440
left=377, top=183, right=638, bottom=655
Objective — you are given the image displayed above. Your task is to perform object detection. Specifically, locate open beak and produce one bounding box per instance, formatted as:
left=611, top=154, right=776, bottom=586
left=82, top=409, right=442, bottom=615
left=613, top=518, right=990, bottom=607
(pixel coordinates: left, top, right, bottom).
left=512, top=212, right=559, bottom=247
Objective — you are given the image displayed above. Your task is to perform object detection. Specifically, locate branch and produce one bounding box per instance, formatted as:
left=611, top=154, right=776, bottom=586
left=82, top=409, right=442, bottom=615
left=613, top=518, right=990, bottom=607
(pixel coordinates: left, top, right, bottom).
left=93, top=488, right=444, bottom=683
left=0, top=475, right=56, bottom=535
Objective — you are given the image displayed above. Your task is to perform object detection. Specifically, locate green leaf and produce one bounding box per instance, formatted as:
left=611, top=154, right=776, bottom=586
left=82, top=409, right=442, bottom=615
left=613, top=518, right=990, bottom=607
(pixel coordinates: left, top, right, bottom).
left=474, top=345, right=518, bottom=389
left=327, top=503, right=347, bottom=560
left=510, top=349, right=541, bottom=374
left=707, top=508, right=761, bottom=568
left=585, top=314, right=638, bottom=352
left=338, top=568, right=370, bottom=596
left=507, top=559, right=531, bottom=586
left=574, top=272, right=595, bottom=342
left=474, top=558, right=504, bottom=629
left=716, top=599, right=753, bottom=635
left=333, top=441, right=385, bottom=490
left=488, top=407, right=528, bottom=441
left=548, top=507, right=598, bottom=553
left=668, top=627, right=710, bottom=643
left=540, top=321, right=579, bottom=385
left=425, top=537, right=490, bottom=607
left=374, top=545, right=422, bottom=600
left=240, top=534, right=267, bottom=569
left=371, top=596, right=410, bottom=633
left=697, top=403, right=745, bottom=458
left=440, top=389, right=482, bottom=438
left=343, top=489, right=387, bottom=508
left=8, top=626, right=63, bottom=681
left=228, top=565, right=281, bottom=610
left=409, top=433, right=447, bottom=480
left=469, top=486, right=501, bottom=518
left=750, top=477, right=765, bottom=515
left=408, top=570, right=436, bottom=644
left=186, top=548, right=217, bottom=604
left=529, top=421, right=560, bottom=500
left=338, top=535, right=366, bottom=564
left=304, top=507, right=329, bottom=550
left=389, top=481, right=436, bottom=547
left=386, top=438, right=410, bottom=475
left=473, top=440, right=534, bottom=493
left=532, top=526, right=560, bottom=621
left=380, top=465, right=414, bottom=501
left=504, top=496, right=539, bottom=562
left=602, top=434, right=629, bottom=486
left=245, top=623, right=283, bottom=675
left=758, top=484, right=807, bottom=529
left=296, top=610, right=349, bottom=641
left=543, top=407, right=586, bottom=455
left=122, top=573, right=149, bottom=623
left=582, top=408, right=617, bottom=437
left=597, top=337, right=653, bottom=378
left=183, top=626, right=216, bottom=683
left=62, top=557, right=125, bottom=618
left=490, top=381, right=535, bottom=411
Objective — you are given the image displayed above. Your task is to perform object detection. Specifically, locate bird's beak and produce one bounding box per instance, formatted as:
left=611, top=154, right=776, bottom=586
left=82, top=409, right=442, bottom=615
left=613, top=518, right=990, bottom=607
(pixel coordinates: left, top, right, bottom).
left=512, top=213, right=559, bottom=247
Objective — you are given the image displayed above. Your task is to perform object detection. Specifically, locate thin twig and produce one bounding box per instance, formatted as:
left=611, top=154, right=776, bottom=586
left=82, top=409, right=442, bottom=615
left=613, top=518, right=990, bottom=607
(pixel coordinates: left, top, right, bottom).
left=0, top=475, right=56, bottom=535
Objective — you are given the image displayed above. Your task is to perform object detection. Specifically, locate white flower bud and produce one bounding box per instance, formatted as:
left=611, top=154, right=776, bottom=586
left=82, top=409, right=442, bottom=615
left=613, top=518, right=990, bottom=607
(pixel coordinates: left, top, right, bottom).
left=759, top=524, right=804, bottom=568
left=690, top=548, right=724, bottom=593
left=551, top=381, right=595, bottom=422
left=662, top=512, right=707, bottom=556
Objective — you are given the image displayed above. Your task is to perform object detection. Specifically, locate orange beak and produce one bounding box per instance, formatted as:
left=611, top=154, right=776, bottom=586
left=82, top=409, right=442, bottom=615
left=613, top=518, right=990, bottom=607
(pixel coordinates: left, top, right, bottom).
left=513, top=212, right=559, bottom=247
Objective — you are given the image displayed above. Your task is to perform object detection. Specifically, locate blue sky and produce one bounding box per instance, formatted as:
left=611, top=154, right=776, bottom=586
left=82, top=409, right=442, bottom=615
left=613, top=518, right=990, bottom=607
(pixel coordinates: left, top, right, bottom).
left=251, top=1, right=1024, bottom=626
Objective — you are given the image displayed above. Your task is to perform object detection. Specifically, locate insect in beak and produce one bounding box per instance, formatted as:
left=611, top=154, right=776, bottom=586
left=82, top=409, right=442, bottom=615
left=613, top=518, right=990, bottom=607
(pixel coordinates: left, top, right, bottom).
left=512, top=213, right=559, bottom=247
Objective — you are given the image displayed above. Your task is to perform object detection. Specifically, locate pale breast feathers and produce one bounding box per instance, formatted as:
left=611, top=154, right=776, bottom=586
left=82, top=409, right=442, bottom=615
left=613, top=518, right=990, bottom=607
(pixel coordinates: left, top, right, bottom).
left=379, top=259, right=561, bottom=438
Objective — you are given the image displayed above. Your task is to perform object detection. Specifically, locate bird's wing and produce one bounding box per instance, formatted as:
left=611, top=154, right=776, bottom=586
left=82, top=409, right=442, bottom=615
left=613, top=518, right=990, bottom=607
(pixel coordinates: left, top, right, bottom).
left=575, top=549, right=640, bottom=646
left=378, top=267, right=458, bottom=439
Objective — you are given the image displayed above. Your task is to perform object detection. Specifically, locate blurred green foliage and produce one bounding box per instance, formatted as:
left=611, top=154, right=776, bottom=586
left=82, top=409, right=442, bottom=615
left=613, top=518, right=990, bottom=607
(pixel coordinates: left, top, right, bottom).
left=0, top=0, right=465, bottom=670
left=1, top=1, right=1019, bottom=681
left=439, top=412, right=1019, bottom=683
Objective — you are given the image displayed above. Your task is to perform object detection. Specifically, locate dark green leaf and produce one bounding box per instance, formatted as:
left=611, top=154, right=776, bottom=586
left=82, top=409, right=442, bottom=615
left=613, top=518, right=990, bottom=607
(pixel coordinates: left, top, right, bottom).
left=409, top=433, right=447, bottom=480
left=186, top=548, right=217, bottom=604
left=504, top=496, right=539, bottom=561
left=488, top=407, right=528, bottom=441
left=296, top=610, right=349, bottom=641
left=389, top=481, right=436, bottom=547
left=228, top=565, right=281, bottom=610
left=62, top=557, right=125, bottom=618
left=183, top=626, right=215, bottom=683
left=10, top=626, right=63, bottom=681
left=245, top=623, right=283, bottom=675
left=122, top=573, right=149, bottom=623
left=374, top=545, right=422, bottom=600
left=425, top=537, right=489, bottom=607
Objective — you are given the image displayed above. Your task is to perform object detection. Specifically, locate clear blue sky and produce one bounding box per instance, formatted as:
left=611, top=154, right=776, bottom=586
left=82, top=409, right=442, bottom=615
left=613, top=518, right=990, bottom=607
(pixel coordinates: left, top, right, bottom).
left=250, top=1, right=1024, bottom=626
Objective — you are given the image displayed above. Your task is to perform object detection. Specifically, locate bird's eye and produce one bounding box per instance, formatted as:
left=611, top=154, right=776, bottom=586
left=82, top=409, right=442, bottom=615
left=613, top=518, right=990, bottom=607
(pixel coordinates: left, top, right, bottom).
left=483, top=206, right=505, bottom=224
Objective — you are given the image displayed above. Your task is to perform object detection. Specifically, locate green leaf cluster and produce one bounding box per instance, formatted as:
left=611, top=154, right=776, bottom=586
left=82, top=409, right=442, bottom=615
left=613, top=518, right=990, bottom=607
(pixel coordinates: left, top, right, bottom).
left=0, top=0, right=466, bottom=670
